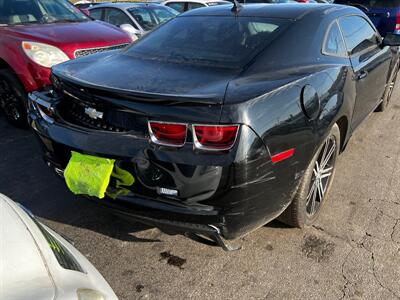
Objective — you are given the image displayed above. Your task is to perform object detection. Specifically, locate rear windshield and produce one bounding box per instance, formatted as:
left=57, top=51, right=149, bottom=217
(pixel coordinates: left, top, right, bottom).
left=126, top=16, right=291, bottom=69
left=128, top=6, right=178, bottom=31
left=0, top=0, right=89, bottom=26
left=335, top=0, right=400, bottom=8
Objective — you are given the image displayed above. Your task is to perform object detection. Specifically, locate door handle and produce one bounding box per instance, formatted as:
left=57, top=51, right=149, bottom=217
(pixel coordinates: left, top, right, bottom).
left=357, top=71, right=368, bottom=80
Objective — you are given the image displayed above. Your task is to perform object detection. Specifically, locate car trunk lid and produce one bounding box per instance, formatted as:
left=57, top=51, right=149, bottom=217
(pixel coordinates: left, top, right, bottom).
left=52, top=51, right=243, bottom=128
left=53, top=51, right=241, bottom=104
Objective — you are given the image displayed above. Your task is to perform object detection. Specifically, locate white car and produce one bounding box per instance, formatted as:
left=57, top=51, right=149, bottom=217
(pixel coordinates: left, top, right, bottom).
left=0, top=194, right=117, bottom=300
left=162, top=0, right=231, bottom=13
left=89, top=3, right=179, bottom=40
left=74, top=0, right=91, bottom=5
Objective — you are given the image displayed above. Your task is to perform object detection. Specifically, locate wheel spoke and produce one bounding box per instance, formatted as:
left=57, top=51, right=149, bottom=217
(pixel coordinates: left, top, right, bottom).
left=320, top=172, right=332, bottom=179
left=320, top=139, right=329, bottom=165
left=321, top=166, right=333, bottom=174
left=321, top=142, right=336, bottom=169
left=315, top=161, right=320, bottom=173
left=318, top=179, right=325, bottom=200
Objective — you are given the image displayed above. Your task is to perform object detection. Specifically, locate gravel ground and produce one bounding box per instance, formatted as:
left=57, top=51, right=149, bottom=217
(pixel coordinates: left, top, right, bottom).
left=0, top=86, right=399, bottom=300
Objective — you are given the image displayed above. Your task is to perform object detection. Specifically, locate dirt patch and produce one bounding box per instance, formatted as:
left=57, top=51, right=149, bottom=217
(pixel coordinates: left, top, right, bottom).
left=159, top=251, right=187, bottom=269
left=136, top=284, right=145, bottom=293
left=265, top=244, right=274, bottom=251
left=122, top=269, right=134, bottom=277
left=301, top=235, right=335, bottom=262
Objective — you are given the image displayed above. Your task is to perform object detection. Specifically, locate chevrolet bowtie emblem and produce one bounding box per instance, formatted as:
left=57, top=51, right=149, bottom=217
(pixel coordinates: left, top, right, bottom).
left=84, top=107, right=103, bottom=120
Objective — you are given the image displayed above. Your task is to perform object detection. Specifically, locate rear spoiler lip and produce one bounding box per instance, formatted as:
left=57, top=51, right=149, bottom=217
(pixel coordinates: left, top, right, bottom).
left=53, top=71, right=224, bottom=106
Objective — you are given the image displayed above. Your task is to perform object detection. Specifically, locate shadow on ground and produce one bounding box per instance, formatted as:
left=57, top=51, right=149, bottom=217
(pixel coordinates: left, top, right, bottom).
left=0, top=113, right=160, bottom=243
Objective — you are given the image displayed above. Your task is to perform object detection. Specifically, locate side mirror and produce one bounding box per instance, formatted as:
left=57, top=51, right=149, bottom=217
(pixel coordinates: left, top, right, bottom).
left=120, top=24, right=140, bottom=41
left=383, top=33, right=400, bottom=47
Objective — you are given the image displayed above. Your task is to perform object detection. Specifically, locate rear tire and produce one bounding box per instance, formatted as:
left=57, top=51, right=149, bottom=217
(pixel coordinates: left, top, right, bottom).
left=375, top=63, right=399, bottom=112
left=0, top=69, right=28, bottom=128
left=278, top=124, right=340, bottom=228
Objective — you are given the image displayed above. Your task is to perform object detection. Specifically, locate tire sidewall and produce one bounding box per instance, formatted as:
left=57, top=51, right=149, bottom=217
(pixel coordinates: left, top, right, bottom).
left=0, top=69, right=28, bottom=128
left=376, top=62, right=399, bottom=112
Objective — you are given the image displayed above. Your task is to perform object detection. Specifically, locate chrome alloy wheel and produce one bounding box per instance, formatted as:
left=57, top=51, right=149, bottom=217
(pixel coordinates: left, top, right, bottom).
left=306, top=136, right=337, bottom=216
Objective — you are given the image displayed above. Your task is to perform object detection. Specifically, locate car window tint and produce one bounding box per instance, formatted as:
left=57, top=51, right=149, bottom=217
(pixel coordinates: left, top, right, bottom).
left=187, top=2, right=205, bottom=10
left=166, top=2, right=186, bottom=13
left=323, top=22, right=347, bottom=56
left=339, top=16, right=379, bottom=55
left=127, top=16, right=291, bottom=69
left=104, top=8, right=132, bottom=27
left=89, top=8, right=102, bottom=20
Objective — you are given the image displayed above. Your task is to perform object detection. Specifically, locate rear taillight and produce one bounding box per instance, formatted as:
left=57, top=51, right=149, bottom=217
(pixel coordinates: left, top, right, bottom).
left=396, top=12, right=400, bottom=32
left=192, top=125, right=239, bottom=151
left=148, top=121, right=187, bottom=147
left=148, top=121, right=239, bottom=151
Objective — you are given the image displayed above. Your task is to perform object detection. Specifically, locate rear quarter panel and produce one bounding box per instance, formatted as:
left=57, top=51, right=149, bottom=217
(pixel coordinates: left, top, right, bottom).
left=220, top=66, right=354, bottom=185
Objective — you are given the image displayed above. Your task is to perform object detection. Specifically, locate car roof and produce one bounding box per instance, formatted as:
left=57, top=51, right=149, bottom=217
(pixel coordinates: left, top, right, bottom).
left=89, top=2, right=166, bottom=9
left=182, top=3, right=359, bottom=19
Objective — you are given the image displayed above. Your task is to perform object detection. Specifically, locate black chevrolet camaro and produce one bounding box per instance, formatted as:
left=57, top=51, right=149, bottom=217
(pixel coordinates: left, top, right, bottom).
left=28, top=3, right=399, bottom=249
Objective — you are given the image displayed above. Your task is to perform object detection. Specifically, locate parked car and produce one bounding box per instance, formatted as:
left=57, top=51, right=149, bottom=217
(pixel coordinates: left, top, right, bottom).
left=296, top=0, right=329, bottom=3
left=75, top=0, right=96, bottom=9
left=240, top=0, right=325, bottom=3
left=74, top=1, right=107, bottom=15
left=335, top=0, right=400, bottom=36
left=0, top=194, right=117, bottom=300
left=0, top=0, right=132, bottom=128
left=28, top=3, right=399, bottom=250
left=74, top=0, right=91, bottom=9
left=162, top=0, right=230, bottom=13
left=89, top=2, right=178, bottom=39
left=239, top=0, right=297, bottom=3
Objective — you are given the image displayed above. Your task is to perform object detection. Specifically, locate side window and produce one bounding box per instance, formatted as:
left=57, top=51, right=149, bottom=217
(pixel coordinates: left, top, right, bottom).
left=89, top=8, right=103, bottom=20
left=166, top=2, right=186, bottom=13
left=187, top=2, right=205, bottom=10
left=323, top=21, right=347, bottom=57
left=104, top=8, right=132, bottom=27
left=339, top=16, right=380, bottom=55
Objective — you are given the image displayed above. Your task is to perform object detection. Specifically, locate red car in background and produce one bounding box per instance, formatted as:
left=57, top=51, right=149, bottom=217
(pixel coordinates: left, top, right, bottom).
left=0, top=0, right=132, bottom=127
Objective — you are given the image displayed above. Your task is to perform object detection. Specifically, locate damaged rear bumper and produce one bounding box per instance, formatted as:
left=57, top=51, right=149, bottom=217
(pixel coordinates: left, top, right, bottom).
left=28, top=91, right=301, bottom=241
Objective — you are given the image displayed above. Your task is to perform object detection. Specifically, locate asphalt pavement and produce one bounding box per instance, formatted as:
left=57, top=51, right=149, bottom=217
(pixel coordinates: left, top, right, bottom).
left=0, top=86, right=399, bottom=300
